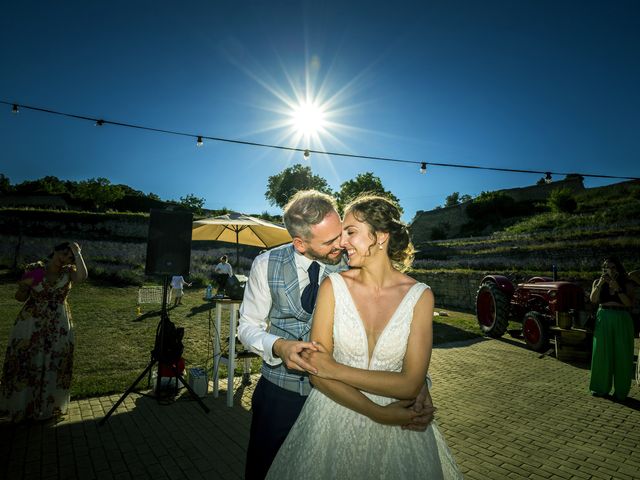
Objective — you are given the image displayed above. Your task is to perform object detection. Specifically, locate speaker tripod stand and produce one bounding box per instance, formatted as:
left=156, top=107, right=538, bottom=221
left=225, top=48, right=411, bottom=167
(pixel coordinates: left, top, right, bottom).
left=100, top=276, right=210, bottom=426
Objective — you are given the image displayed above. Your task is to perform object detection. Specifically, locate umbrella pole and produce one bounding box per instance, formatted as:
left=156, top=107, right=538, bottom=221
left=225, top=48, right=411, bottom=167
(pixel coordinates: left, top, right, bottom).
left=235, top=229, right=240, bottom=269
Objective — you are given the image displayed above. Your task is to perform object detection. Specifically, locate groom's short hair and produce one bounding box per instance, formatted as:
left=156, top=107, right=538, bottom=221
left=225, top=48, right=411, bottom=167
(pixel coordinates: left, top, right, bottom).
left=283, top=190, right=338, bottom=239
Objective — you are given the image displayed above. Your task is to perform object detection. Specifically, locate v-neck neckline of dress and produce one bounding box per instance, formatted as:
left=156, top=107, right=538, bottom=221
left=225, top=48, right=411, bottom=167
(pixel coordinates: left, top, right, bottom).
left=333, top=274, right=421, bottom=367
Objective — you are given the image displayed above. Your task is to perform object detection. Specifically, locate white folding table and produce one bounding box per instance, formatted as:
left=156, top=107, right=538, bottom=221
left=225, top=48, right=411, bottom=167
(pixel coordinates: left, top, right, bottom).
left=212, top=299, right=256, bottom=407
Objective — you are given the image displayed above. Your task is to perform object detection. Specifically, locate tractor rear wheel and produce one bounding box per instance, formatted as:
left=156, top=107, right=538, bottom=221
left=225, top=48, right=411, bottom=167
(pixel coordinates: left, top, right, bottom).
left=475, top=281, right=510, bottom=338
left=522, top=311, right=550, bottom=352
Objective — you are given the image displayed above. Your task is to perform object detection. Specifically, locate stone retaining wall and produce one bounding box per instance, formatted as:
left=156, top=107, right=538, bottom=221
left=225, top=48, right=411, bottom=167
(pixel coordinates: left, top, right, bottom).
left=409, top=270, right=596, bottom=312
left=411, top=271, right=488, bottom=311
left=0, top=234, right=256, bottom=277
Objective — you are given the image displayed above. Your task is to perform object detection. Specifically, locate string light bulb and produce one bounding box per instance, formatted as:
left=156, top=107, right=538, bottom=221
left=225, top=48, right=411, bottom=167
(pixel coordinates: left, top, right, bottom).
left=196, top=136, right=204, bottom=147
left=545, top=172, right=552, bottom=184
left=12, top=104, right=19, bottom=114
left=420, top=162, right=427, bottom=174
left=95, top=119, right=104, bottom=127
left=303, top=149, right=310, bottom=160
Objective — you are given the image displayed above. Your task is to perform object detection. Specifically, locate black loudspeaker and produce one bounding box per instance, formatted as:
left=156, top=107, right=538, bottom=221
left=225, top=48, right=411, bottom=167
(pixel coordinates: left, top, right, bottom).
left=145, top=209, right=193, bottom=276
left=225, top=275, right=246, bottom=300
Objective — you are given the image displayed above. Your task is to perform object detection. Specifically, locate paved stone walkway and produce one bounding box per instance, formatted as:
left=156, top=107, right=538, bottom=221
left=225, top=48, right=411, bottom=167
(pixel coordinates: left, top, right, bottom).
left=431, top=338, right=640, bottom=480
left=1, top=337, right=639, bottom=479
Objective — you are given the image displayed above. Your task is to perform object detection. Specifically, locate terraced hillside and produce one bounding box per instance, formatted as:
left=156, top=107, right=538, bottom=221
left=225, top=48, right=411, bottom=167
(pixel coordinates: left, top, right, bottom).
left=411, top=180, right=640, bottom=278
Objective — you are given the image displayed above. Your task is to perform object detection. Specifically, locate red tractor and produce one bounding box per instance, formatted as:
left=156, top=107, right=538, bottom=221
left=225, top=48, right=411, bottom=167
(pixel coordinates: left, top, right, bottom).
left=475, top=275, right=593, bottom=353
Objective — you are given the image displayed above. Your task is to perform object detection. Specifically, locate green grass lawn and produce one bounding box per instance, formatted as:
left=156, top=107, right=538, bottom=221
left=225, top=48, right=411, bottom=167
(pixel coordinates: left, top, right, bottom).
left=0, top=277, right=482, bottom=400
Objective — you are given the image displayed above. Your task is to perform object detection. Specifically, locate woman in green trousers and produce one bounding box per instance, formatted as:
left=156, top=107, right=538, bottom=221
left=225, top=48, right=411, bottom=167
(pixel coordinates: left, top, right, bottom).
left=589, top=257, right=635, bottom=401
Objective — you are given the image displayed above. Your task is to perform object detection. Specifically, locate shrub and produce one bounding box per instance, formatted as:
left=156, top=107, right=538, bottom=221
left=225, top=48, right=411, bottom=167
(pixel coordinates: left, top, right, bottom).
left=465, top=192, right=518, bottom=219
left=430, top=227, right=447, bottom=240
left=112, top=269, right=144, bottom=286
left=548, top=188, right=577, bottom=213
left=87, top=266, right=143, bottom=286
left=188, top=273, right=210, bottom=288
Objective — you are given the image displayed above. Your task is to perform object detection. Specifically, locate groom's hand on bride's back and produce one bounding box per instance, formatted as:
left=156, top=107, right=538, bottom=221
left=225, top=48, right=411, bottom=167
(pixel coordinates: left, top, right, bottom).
left=272, top=338, right=319, bottom=374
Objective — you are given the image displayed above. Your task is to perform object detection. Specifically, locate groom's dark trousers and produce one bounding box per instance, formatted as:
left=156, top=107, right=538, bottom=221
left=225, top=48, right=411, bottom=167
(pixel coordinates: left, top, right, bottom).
left=245, top=376, right=307, bottom=479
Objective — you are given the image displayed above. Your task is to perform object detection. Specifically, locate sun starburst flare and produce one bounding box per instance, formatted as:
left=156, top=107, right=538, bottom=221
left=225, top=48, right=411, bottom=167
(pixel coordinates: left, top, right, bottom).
left=290, top=101, right=327, bottom=138
left=222, top=46, right=385, bottom=169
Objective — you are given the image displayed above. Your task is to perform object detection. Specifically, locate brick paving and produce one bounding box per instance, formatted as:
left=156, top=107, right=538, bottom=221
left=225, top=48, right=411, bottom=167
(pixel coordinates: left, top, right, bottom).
left=1, top=337, right=639, bottom=479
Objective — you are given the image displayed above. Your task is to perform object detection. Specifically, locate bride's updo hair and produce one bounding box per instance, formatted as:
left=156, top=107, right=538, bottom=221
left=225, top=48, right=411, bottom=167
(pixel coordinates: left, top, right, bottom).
left=344, top=194, right=415, bottom=270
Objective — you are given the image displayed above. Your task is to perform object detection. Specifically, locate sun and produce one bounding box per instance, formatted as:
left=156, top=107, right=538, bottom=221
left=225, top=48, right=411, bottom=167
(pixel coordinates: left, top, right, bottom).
left=225, top=51, right=369, bottom=164
left=290, top=101, right=327, bottom=137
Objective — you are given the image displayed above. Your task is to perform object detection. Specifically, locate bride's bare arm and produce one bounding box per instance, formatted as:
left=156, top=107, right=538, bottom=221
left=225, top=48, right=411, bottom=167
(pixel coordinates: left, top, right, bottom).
left=308, top=279, right=420, bottom=426
left=309, top=288, right=434, bottom=400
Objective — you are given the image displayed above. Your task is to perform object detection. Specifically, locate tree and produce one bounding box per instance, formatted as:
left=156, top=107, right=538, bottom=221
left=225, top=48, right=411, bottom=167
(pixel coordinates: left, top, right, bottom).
left=0, top=174, right=11, bottom=194
left=336, top=172, right=402, bottom=214
left=180, top=193, right=206, bottom=216
left=116, top=184, right=146, bottom=197
left=39, top=176, right=68, bottom=195
left=14, top=176, right=68, bottom=195
left=75, top=177, right=125, bottom=211
left=265, top=164, right=332, bottom=208
left=444, top=192, right=460, bottom=207
left=444, top=192, right=472, bottom=208
left=64, top=180, right=79, bottom=197
left=257, top=211, right=282, bottom=223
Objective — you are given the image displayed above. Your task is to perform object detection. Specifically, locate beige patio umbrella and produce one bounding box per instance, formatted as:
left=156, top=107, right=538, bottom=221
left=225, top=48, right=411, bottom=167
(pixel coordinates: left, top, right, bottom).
left=192, top=212, right=292, bottom=266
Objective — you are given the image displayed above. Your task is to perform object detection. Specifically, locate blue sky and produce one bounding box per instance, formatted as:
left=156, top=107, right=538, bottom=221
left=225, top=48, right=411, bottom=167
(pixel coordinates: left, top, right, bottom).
left=1, top=0, right=638, bottom=222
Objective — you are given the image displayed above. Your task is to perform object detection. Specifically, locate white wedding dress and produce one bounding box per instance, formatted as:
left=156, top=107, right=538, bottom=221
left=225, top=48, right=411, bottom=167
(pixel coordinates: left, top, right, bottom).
left=267, top=273, right=463, bottom=479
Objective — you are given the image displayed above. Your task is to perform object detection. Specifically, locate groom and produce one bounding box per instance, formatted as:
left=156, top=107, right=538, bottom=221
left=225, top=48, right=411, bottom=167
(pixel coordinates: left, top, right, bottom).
left=238, top=190, right=434, bottom=479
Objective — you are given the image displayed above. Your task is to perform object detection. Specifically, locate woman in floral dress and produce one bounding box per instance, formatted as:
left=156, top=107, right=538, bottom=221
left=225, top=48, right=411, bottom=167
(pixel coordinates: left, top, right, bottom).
left=1, top=241, right=87, bottom=422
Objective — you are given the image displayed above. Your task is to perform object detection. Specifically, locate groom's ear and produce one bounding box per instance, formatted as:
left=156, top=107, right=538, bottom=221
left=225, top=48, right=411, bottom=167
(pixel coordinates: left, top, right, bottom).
left=292, top=236, right=306, bottom=254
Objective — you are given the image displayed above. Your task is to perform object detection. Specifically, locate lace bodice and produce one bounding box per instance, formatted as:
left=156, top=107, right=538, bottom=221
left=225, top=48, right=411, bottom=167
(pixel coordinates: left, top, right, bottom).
left=330, top=273, right=429, bottom=373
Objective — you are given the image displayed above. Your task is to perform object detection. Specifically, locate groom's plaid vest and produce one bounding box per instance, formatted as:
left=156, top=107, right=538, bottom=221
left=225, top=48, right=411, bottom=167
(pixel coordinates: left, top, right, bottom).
left=261, top=243, right=347, bottom=395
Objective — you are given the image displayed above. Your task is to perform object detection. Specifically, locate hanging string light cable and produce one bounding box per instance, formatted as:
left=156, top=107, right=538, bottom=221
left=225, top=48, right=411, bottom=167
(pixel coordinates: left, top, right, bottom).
left=2, top=100, right=638, bottom=181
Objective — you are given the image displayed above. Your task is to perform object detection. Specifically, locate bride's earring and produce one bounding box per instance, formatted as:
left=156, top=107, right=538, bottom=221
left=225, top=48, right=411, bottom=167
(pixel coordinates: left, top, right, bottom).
left=378, top=242, right=383, bottom=250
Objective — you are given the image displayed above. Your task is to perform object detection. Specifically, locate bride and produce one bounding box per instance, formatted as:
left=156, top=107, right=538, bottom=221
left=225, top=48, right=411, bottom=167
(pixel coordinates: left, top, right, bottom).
left=267, top=195, right=462, bottom=479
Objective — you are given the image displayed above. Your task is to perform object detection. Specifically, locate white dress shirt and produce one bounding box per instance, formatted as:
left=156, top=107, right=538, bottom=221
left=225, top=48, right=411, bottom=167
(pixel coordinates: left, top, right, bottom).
left=238, top=248, right=326, bottom=366
left=214, top=262, right=233, bottom=276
